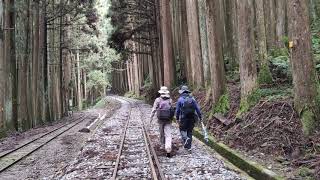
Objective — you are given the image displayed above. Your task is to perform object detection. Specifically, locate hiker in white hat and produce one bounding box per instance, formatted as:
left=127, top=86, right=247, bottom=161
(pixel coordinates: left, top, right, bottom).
left=150, top=86, right=174, bottom=157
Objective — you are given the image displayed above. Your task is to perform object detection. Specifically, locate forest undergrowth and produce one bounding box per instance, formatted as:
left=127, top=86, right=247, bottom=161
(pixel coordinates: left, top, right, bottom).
left=171, top=82, right=320, bottom=179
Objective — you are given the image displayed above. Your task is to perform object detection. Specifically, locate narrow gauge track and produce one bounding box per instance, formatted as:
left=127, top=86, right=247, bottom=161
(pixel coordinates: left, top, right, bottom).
left=0, top=113, right=98, bottom=173
left=111, top=98, right=165, bottom=180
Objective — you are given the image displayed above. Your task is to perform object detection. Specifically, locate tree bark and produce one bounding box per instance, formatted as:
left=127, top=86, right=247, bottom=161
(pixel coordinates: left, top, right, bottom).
left=76, top=49, right=82, bottom=110
left=225, top=0, right=238, bottom=70
left=288, top=0, right=318, bottom=136
left=186, top=0, right=204, bottom=88
left=276, top=0, right=286, bottom=48
left=265, top=0, right=277, bottom=50
left=10, top=0, right=17, bottom=130
left=0, top=0, right=5, bottom=134
left=32, top=0, right=40, bottom=124
left=160, top=0, right=175, bottom=88
left=198, top=0, right=210, bottom=87
left=256, top=0, right=272, bottom=84
left=181, top=0, right=191, bottom=84
left=206, top=0, right=226, bottom=104
left=237, top=0, right=257, bottom=98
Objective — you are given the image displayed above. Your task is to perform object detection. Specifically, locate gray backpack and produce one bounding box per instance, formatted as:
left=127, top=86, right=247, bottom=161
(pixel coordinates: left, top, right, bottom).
left=156, top=98, right=174, bottom=121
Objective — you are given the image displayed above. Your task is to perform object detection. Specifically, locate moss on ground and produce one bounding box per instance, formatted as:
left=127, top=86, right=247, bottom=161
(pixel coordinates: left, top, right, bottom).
left=237, top=90, right=261, bottom=117
left=193, top=128, right=283, bottom=180
left=124, top=91, right=135, bottom=98
left=258, top=64, right=273, bottom=85
left=297, top=167, right=315, bottom=179
left=237, top=87, right=292, bottom=117
left=124, top=91, right=144, bottom=100
left=212, top=93, right=230, bottom=115
left=93, top=98, right=108, bottom=109
left=0, top=128, right=7, bottom=138
left=300, top=108, right=317, bottom=136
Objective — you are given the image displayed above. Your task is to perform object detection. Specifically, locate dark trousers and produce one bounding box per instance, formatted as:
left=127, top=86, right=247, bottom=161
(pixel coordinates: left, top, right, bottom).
left=179, top=118, right=195, bottom=149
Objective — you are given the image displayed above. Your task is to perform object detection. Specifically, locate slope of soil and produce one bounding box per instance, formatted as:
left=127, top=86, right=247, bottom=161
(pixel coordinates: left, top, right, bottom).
left=172, top=83, right=320, bottom=179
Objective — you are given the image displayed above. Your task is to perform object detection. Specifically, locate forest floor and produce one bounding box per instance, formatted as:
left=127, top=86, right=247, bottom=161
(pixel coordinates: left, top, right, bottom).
left=170, top=82, right=320, bottom=179
left=0, top=97, right=121, bottom=180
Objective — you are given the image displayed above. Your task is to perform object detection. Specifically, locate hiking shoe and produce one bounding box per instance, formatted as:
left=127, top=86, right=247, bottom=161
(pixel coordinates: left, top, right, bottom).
left=166, top=153, right=171, bottom=158
left=184, top=137, right=191, bottom=148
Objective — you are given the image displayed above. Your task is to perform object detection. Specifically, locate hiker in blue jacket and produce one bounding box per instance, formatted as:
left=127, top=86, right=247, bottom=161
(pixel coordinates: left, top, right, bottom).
left=176, top=85, right=202, bottom=151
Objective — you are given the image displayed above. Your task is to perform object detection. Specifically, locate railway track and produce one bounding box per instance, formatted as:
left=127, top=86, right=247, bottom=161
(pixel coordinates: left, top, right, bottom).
left=58, top=97, right=244, bottom=179
left=0, top=113, right=98, bottom=173
left=138, top=104, right=245, bottom=180
left=111, top=98, right=165, bottom=180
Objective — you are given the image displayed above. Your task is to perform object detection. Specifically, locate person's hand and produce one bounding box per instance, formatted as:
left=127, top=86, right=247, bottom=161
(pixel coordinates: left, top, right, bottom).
left=177, top=119, right=181, bottom=128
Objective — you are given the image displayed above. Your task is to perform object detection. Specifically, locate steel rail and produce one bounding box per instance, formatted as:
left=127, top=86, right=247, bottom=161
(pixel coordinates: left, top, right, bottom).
left=0, top=114, right=87, bottom=159
left=112, top=98, right=163, bottom=180
left=142, top=122, right=158, bottom=180
left=0, top=114, right=93, bottom=173
left=111, top=104, right=132, bottom=180
left=139, top=106, right=166, bottom=180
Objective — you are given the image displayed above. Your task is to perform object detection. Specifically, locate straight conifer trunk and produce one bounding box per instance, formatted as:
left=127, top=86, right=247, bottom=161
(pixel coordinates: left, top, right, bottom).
left=186, top=0, right=204, bottom=88
left=276, top=0, right=286, bottom=48
left=0, top=0, right=4, bottom=133
left=237, top=0, right=257, bottom=98
left=288, top=0, right=319, bottom=135
left=206, top=0, right=226, bottom=104
left=256, top=0, right=272, bottom=84
left=160, top=0, right=175, bottom=88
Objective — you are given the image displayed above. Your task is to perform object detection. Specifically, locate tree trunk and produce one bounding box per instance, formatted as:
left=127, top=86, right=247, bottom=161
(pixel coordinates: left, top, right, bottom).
left=206, top=0, right=226, bottom=104
left=160, top=0, right=175, bottom=88
left=198, top=0, right=210, bottom=87
left=256, top=0, right=272, bottom=84
left=76, top=49, right=82, bottom=110
left=237, top=0, right=257, bottom=98
left=43, top=4, right=50, bottom=121
left=265, top=0, right=277, bottom=50
left=288, top=0, right=318, bottom=136
left=186, top=0, right=204, bottom=88
left=225, top=0, right=238, bottom=70
left=0, top=0, right=5, bottom=135
left=133, top=51, right=140, bottom=96
left=17, top=3, right=30, bottom=130
left=4, top=0, right=17, bottom=130
left=127, top=62, right=132, bottom=92
left=315, top=0, right=320, bottom=18
left=10, top=0, right=17, bottom=130
left=276, top=0, right=286, bottom=48
left=32, top=0, right=40, bottom=125
left=83, top=70, right=87, bottom=100
left=181, top=0, right=191, bottom=84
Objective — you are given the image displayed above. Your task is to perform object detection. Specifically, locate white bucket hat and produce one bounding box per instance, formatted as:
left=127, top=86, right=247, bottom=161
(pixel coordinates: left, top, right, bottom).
left=158, top=86, right=170, bottom=94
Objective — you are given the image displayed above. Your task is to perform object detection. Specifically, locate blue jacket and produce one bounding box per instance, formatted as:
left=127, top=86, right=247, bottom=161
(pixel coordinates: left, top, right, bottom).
left=176, top=93, right=202, bottom=121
